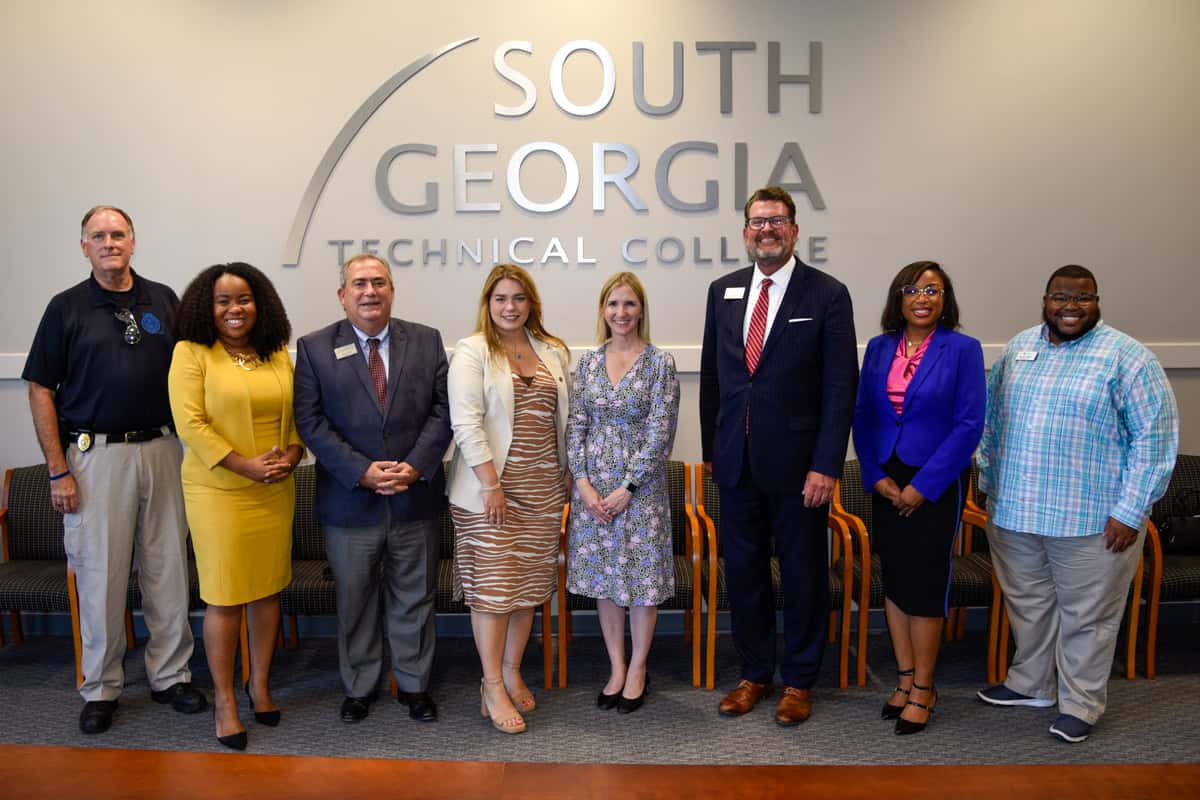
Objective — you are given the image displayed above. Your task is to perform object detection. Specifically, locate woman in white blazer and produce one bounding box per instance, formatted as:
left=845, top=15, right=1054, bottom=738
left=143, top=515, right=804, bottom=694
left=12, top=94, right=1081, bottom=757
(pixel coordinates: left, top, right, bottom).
left=447, top=263, right=570, bottom=734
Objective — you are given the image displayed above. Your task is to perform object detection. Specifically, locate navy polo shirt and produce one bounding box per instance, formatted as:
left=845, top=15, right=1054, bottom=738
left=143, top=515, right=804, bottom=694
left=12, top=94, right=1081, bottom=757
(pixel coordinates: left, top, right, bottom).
left=23, top=270, right=180, bottom=433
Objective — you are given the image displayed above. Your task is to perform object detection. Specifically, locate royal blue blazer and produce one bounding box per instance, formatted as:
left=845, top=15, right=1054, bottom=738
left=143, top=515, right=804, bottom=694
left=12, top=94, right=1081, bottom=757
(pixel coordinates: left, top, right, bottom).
left=852, top=328, right=986, bottom=503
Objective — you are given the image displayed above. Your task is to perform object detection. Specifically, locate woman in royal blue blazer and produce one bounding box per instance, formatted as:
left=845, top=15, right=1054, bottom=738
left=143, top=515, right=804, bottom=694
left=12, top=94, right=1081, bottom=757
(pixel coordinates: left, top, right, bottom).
left=852, top=261, right=985, bottom=735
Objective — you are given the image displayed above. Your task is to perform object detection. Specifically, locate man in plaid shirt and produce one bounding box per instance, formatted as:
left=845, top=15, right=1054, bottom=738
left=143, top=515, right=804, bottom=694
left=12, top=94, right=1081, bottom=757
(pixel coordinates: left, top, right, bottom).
left=975, top=264, right=1178, bottom=743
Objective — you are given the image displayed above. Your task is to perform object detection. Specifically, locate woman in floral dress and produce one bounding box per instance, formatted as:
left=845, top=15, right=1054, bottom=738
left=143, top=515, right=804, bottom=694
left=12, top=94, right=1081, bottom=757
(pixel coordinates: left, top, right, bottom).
left=567, top=272, right=680, bottom=714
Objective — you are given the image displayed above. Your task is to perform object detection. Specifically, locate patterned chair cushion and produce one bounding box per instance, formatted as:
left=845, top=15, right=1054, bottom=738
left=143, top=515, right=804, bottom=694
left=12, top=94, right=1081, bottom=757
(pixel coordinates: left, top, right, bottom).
left=1147, top=455, right=1200, bottom=603
left=1155, top=555, right=1200, bottom=603
left=290, top=464, right=324, bottom=560
left=434, top=558, right=469, bottom=614
left=280, top=560, right=337, bottom=616
left=4, top=464, right=66, bottom=561
left=948, top=552, right=995, bottom=607
left=0, top=560, right=70, bottom=613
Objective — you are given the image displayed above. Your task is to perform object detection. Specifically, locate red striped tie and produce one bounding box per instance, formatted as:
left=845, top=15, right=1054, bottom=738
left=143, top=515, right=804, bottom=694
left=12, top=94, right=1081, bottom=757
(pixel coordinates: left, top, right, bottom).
left=744, top=278, right=772, bottom=375
left=367, top=338, right=386, bottom=410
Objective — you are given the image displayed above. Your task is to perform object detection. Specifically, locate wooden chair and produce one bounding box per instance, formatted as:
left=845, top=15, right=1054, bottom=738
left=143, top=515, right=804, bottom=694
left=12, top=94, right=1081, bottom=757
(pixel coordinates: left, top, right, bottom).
left=556, top=461, right=702, bottom=687
left=694, top=464, right=858, bottom=690
left=1, top=465, right=136, bottom=687
left=1138, top=454, right=1200, bottom=680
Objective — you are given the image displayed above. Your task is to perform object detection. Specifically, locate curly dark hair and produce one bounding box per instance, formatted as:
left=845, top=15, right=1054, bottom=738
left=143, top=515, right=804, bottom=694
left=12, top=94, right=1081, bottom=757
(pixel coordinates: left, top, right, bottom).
left=174, top=262, right=291, bottom=358
left=879, top=260, right=961, bottom=333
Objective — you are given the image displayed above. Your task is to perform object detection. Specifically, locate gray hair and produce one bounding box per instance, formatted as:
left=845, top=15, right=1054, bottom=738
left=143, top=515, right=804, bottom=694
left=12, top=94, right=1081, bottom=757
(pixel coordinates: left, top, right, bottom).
left=339, top=253, right=392, bottom=288
left=80, top=205, right=135, bottom=239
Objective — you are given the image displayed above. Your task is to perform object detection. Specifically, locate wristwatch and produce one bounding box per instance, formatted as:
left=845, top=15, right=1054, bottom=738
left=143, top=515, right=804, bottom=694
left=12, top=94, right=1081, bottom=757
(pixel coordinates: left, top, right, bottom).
left=621, top=478, right=638, bottom=494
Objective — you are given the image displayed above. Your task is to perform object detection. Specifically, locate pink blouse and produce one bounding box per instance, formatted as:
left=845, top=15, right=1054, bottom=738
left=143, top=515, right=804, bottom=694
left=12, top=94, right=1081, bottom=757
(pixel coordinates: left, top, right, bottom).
left=885, top=328, right=936, bottom=414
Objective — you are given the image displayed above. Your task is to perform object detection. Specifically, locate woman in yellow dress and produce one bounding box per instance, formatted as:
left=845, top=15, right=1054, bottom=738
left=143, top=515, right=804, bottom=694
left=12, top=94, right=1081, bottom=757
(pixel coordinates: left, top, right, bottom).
left=168, top=262, right=302, bottom=750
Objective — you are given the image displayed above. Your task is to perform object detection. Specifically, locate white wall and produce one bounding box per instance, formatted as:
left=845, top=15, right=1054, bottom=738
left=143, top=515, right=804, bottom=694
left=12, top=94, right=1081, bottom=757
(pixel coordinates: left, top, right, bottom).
left=2, top=0, right=1198, bottom=474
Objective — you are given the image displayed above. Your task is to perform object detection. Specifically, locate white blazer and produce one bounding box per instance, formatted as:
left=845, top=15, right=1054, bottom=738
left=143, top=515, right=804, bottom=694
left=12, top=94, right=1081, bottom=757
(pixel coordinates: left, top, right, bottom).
left=445, top=331, right=570, bottom=513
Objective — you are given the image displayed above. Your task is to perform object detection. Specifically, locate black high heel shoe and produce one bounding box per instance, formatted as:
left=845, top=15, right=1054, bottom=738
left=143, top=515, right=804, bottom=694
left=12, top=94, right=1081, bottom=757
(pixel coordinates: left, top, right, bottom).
left=245, top=685, right=281, bottom=727
left=617, top=675, right=650, bottom=714
left=881, top=667, right=914, bottom=720
left=596, top=687, right=621, bottom=710
left=213, top=707, right=248, bottom=751
left=895, top=684, right=937, bottom=736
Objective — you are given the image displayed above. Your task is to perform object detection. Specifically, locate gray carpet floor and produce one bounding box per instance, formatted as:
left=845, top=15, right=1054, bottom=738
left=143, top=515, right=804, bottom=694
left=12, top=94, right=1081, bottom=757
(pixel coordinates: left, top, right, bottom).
left=1, top=625, right=1197, bottom=765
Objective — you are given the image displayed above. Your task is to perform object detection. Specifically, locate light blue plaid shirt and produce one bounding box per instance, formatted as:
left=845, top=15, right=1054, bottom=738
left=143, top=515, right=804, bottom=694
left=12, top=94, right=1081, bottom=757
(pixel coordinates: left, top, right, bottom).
left=977, top=321, right=1178, bottom=537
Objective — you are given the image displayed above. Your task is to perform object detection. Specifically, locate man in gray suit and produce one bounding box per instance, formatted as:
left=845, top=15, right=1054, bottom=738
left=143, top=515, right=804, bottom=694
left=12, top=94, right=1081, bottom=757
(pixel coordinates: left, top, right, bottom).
left=294, top=254, right=452, bottom=723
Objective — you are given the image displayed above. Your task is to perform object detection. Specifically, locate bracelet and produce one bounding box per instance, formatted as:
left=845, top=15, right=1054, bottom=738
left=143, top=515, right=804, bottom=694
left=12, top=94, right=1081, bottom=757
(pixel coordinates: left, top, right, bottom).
left=480, top=483, right=502, bottom=492
left=49, top=469, right=71, bottom=481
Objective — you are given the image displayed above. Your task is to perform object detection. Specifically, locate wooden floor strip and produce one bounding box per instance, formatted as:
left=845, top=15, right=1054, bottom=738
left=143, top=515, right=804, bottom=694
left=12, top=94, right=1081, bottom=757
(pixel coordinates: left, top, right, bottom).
left=2, top=745, right=1197, bottom=799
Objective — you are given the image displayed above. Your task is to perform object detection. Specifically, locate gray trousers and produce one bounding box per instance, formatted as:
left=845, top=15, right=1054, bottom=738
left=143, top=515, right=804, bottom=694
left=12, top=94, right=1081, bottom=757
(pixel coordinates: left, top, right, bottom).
left=64, top=434, right=194, bottom=702
left=325, top=516, right=438, bottom=697
left=988, top=518, right=1144, bottom=724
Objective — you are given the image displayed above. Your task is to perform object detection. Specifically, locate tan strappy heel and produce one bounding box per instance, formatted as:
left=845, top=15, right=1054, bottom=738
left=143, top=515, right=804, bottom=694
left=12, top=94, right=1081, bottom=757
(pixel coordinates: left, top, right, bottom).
left=480, top=678, right=527, bottom=734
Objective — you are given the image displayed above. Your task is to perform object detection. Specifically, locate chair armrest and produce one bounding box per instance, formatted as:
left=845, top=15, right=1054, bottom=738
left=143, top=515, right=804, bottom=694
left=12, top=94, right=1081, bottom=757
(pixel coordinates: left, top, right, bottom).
left=692, top=464, right=719, bottom=575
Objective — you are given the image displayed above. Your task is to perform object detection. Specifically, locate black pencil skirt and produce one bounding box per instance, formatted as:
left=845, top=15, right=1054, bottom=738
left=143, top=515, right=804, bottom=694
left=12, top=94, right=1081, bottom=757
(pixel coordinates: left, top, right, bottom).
left=870, top=452, right=967, bottom=618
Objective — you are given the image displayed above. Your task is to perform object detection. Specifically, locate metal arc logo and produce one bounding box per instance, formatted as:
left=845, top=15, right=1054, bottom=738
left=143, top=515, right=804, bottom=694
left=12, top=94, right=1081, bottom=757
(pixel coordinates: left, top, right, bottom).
left=282, top=36, right=479, bottom=267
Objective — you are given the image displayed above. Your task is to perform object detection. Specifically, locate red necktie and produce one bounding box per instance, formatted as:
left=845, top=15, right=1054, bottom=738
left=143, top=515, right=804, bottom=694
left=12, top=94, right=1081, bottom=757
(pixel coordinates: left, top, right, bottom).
left=744, top=278, right=773, bottom=375
left=367, top=338, right=386, bottom=410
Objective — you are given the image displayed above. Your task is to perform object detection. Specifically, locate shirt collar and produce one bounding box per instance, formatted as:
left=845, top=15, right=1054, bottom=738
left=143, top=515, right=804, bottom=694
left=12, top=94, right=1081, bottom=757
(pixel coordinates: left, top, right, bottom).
left=87, top=269, right=150, bottom=308
left=1040, top=319, right=1106, bottom=348
left=752, top=256, right=795, bottom=293
left=349, top=321, right=391, bottom=350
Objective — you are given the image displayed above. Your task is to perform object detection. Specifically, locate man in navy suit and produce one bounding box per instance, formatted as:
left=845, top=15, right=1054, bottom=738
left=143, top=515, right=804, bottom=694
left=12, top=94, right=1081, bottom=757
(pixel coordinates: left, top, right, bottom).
left=294, top=254, right=452, bottom=724
left=700, top=186, right=858, bottom=725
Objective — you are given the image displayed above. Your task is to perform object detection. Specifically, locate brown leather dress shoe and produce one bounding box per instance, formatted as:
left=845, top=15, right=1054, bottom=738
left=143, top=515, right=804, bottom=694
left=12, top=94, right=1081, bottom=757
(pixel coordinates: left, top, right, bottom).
left=774, top=686, right=812, bottom=726
left=718, top=679, right=774, bottom=716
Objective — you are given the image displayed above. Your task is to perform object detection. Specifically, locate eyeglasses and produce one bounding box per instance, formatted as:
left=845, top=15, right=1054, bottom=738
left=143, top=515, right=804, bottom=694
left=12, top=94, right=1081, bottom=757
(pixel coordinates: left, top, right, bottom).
left=746, top=216, right=792, bottom=230
left=1044, top=292, right=1099, bottom=305
left=113, top=308, right=141, bottom=345
left=898, top=285, right=945, bottom=298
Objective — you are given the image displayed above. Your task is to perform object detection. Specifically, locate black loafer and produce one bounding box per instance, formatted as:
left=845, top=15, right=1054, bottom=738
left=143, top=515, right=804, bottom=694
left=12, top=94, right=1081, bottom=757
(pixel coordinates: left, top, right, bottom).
left=340, top=695, right=373, bottom=723
left=397, top=691, right=438, bottom=722
left=151, top=682, right=208, bottom=714
left=79, top=700, right=118, bottom=734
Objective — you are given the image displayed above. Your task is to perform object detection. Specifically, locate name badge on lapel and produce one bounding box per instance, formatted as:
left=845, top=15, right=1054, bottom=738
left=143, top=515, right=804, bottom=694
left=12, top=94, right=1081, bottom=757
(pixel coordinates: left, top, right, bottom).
left=334, top=343, right=357, bottom=360
left=1015, top=350, right=1038, bottom=362
left=724, top=287, right=746, bottom=300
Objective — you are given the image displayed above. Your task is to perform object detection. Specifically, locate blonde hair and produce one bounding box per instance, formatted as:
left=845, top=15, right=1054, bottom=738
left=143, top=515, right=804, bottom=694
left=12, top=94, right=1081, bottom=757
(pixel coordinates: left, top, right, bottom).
left=595, top=271, right=651, bottom=343
left=474, top=264, right=568, bottom=361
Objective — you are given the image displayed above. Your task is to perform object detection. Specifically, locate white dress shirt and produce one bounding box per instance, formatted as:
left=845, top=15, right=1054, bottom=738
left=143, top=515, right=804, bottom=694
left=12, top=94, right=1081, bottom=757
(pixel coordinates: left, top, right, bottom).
left=742, top=257, right=796, bottom=346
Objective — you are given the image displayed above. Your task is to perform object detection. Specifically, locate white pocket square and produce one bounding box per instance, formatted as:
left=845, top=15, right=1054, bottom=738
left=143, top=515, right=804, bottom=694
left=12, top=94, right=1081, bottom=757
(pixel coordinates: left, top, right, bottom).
left=788, top=317, right=813, bottom=323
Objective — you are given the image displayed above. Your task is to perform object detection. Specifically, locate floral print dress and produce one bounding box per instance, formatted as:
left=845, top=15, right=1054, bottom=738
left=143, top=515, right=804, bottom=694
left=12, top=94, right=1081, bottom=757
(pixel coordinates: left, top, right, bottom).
left=566, top=343, right=680, bottom=606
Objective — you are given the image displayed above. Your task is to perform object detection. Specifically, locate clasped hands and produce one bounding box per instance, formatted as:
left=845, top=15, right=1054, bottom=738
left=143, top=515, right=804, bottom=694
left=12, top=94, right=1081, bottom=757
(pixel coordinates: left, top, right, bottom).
left=575, top=478, right=631, bottom=524
left=874, top=477, right=925, bottom=517
left=360, top=461, right=421, bottom=495
left=239, top=446, right=299, bottom=485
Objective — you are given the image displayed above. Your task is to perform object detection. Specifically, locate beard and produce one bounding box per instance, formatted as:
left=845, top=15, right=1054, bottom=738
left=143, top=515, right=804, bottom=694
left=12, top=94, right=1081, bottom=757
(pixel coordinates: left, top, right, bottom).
left=745, top=237, right=795, bottom=270
left=1042, top=306, right=1099, bottom=342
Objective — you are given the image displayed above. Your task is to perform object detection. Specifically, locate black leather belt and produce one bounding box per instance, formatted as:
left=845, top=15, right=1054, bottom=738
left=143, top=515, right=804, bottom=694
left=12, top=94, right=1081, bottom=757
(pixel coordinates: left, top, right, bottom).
left=68, top=426, right=175, bottom=451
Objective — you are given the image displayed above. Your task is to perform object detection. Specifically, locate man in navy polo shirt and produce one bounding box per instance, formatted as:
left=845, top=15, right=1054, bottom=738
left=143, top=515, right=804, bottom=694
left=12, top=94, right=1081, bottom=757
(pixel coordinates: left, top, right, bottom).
left=23, top=206, right=206, bottom=734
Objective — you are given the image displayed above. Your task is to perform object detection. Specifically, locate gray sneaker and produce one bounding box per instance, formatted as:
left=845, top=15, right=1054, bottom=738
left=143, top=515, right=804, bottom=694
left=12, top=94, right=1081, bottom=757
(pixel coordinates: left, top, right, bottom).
left=976, top=684, right=1055, bottom=707
left=1049, top=713, right=1092, bottom=743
